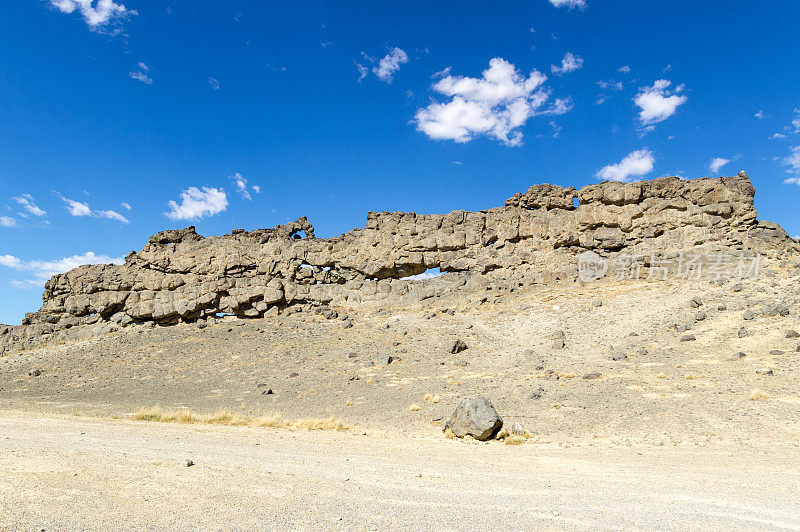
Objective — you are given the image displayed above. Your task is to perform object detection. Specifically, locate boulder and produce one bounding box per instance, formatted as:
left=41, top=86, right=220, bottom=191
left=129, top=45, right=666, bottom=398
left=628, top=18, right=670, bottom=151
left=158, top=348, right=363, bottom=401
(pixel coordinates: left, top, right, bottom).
left=444, top=397, right=503, bottom=441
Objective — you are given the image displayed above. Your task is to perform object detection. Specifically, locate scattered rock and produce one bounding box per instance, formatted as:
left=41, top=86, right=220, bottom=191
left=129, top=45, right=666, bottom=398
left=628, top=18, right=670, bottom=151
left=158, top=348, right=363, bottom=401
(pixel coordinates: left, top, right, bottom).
left=450, top=340, right=468, bottom=354
left=550, top=330, right=566, bottom=350
left=341, top=320, right=353, bottom=329
left=762, top=303, right=790, bottom=317
left=28, top=369, right=42, bottom=377
left=592, top=300, right=603, bottom=307
left=680, top=334, right=696, bottom=342
left=730, top=352, right=746, bottom=360
left=510, top=422, right=527, bottom=435
left=786, top=330, right=799, bottom=339
left=528, top=390, right=543, bottom=400
left=637, top=347, right=648, bottom=356
left=443, top=397, right=503, bottom=441
left=743, top=310, right=755, bottom=320
left=695, top=311, right=707, bottom=321
left=185, top=459, right=194, bottom=467
left=453, top=360, right=468, bottom=367
left=610, top=353, right=627, bottom=361
left=769, top=350, right=785, bottom=356
left=756, top=369, right=774, bottom=375
left=690, top=296, right=703, bottom=308
left=732, top=283, right=743, bottom=292
left=288, top=372, right=299, bottom=378
left=717, top=304, right=727, bottom=311
left=582, top=373, right=601, bottom=380
left=376, top=355, right=396, bottom=366
left=738, top=327, right=749, bottom=338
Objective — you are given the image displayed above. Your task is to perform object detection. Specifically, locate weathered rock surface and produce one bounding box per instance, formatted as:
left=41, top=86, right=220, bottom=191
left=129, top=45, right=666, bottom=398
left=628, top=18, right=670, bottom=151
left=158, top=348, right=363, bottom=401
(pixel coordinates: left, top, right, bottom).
left=444, top=397, right=503, bottom=440
left=0, top=172, right=796, bottom=354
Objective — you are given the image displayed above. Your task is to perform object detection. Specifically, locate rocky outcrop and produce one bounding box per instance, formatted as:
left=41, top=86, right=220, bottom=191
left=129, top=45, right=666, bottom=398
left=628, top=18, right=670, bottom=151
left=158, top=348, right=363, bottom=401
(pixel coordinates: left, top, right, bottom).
left=0, top=172, right=795, bottom=354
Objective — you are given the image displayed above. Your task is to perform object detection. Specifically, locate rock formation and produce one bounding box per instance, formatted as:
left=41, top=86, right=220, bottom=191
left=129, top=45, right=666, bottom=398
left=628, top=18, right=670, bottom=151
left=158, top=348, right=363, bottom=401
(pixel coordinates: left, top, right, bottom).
left=1, top=172, right=795, bottom=354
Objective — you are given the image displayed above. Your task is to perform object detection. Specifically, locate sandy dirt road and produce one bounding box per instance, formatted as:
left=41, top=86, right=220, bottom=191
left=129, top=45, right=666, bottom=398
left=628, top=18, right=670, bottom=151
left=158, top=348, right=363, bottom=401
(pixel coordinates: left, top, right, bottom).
left=1, top=412, right=799, bottom=531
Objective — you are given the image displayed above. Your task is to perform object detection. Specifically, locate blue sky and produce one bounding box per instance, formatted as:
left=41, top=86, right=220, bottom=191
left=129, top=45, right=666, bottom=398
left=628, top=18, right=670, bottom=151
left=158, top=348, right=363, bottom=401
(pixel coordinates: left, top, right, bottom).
left=1, top=0, right=799, bottom=324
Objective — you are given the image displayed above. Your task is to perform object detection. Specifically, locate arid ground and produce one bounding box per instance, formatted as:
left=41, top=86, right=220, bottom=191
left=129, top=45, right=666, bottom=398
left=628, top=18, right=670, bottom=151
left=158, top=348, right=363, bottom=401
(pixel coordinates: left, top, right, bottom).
left=2, top=267, right=800, bottom=529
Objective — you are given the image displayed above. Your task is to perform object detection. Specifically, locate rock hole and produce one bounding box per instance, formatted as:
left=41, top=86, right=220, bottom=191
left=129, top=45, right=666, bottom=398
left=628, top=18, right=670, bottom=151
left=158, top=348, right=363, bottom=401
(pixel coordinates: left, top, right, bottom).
left=401, top=267, right=444, bottom=281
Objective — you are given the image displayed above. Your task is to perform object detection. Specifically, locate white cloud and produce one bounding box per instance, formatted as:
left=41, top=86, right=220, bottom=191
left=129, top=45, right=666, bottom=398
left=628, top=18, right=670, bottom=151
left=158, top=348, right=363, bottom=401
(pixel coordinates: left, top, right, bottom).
left=551, top=52, right=583, bottom=75
left=121, top=202, right=131, bottom=210
left=129, top=62, right=152, bottom=84
left=548, top=0, right=587, bottom=9
left=13, top=194, right=46, bottom=217
left=251, top=185, right=261, bottom=194
left=754, top=110, right=764, bottom=120
left=709, top=157, right=731, bottom=173
left=165, top=187, right=228, bottom=220
left=596, top=149, right=655, bottom=182
left=783, top=146, right=800, bottom=185
left=355, top=62, right=369, bottom=82
left=49, top=0, right=135, bottom=30
left=372, top=48, right=408, bottom=83
left=2, top=251, right=124, bottom=288
left=618, top=65, right=631, bottom=73
left=58, top=194, right=128, bottom=222
left=414, top=58, right=566, bottom=146
left=634, top=80, right=687, bottom=126
left=208, top=77, right=220, bottom=90
left=597, top=80, right=622, bottom=91
left=230, top=173, right=252, bottom=200
left=96, top=210, right=129, bottom=223
left=61, top=196, right=91, bottom=216
left=0, top=216, right=17, bottom=228
left=771, top=132, right=787, bottom=140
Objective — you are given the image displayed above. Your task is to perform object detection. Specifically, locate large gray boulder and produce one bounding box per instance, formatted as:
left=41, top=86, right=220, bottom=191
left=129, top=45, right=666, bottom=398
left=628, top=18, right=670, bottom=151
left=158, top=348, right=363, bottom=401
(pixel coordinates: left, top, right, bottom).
left=444, top=397, right=503, bottom=441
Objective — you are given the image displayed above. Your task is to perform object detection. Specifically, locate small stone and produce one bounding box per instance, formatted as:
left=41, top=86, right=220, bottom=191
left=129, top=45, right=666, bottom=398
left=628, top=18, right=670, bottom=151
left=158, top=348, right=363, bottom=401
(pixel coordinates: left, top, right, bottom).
left=196, top=319, right=207, bottom=329
left=288, top=372, right=299, bottom=378
left=341, top=320, right=353, bottom=329
left=730, top=352, right=746, bottom=360
left=453, top=360, right=468, bottom=367
left=610, top=353, right=627, bottom=361
left=717, top=304, right=727, bottom=311
left=695, top=311, right=707, bottom=321
left=551, top=338, right=565, bottom=349
left=738, top=327, right=749, bottom=338
left=762, top=303, right=790, bottom=317
left=743, top=310, right=755, bottom=320
left=637, top=347, right=648, bottom=355
left=185, top=459, right=194, bottom=467
left=347, top=352, right=357, bottom=358
left=732, top=283, right=743, bottom=292
left=582, top=373, right=601, bottom=380
left=592, top=300, right=603, bottom=307
left=769, top=350, right=785, bottom=356
left=510, top=422, right=526, bottom=435
left=528, top=390, right=543, bottom=400
left=755, top=369, right=774, bottom=375
left=28, top=369, right=43, bottom=377
left=676, top=325, right=689, bottom=333
left=321, top=309, right=338, bottom=320
left=450, top=340, right=468, bottom=354
left=690, top=296, right=703, bottom=308
left=523, top=349, right=534, bottom=355
left=680, top=334, right=696, bottom=342
left=786, top=330, right=800, bottom=339
left=376, top=355, right=395, bottom=366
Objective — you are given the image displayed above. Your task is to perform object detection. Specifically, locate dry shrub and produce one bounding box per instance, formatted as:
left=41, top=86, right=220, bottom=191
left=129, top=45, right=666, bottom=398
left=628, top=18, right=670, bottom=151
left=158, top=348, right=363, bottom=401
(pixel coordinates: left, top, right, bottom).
left=424, top=393, right=441, bottom=403
left=750, top=388, right=769, bottom=401
left=133, top=407, right=349, bottom=431
left=504, top=435, right=527, bottom=445
left=408, top=404, right=422, bottom=411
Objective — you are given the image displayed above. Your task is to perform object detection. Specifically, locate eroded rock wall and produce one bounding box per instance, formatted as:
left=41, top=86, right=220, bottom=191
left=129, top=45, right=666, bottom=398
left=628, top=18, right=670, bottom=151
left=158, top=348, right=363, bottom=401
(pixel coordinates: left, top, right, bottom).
left=1, top=172, right=795, bottom=353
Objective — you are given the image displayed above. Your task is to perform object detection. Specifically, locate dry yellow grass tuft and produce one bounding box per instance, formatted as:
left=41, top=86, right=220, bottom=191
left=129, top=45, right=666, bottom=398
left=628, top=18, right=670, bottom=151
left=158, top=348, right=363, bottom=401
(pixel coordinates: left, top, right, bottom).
left=408, top=404, right=422, bottom=411
left=133, top=407, right=349, bottom=430
left=443, top=426, right=456, bottom=439
left=750, top=388, right=769, bottom=401
left=424, top=393, right=441, bottom=403
left=504, top=434, right=527, bottom=445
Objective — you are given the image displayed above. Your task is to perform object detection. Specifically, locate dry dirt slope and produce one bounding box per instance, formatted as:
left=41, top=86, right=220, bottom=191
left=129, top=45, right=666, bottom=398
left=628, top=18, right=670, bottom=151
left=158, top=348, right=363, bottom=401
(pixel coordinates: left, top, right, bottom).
left=1, top=267, right=799, bottom=445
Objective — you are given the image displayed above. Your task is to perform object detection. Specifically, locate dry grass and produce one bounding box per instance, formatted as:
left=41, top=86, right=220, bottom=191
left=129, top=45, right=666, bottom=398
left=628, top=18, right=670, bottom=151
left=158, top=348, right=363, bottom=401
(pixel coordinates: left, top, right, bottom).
left=443, top=426, right=456, bottom=439
left=424, top=393, right=441, bottom=403
left=750, top=388, right=769, bottom=401
left=134, top=407, right=349, bottom=430
left=408, top=403, right=422, bottom=411
left=504, top=434, right=527, bottom=445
